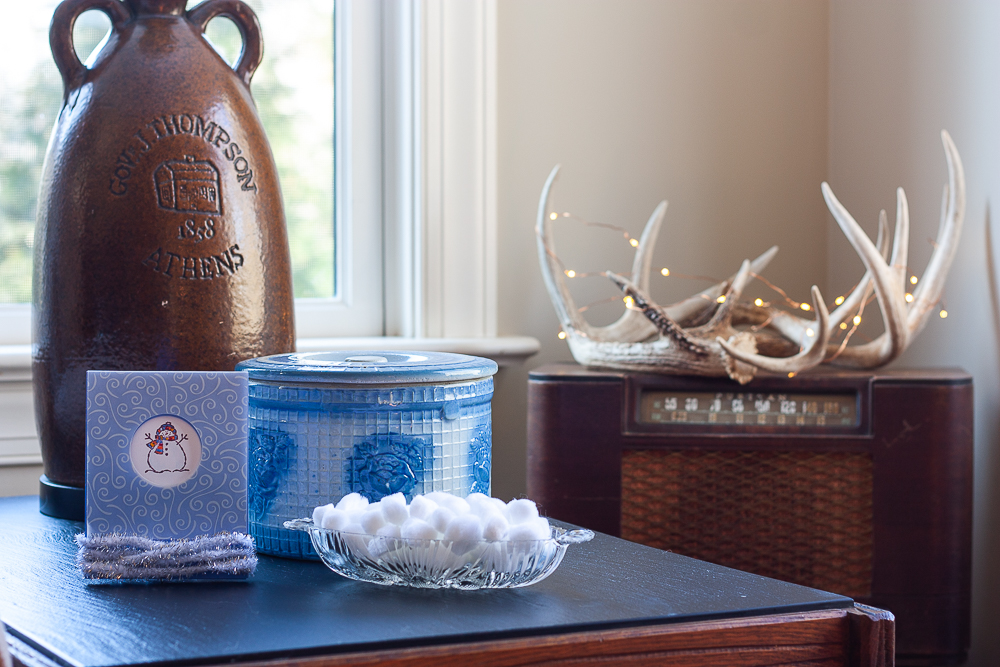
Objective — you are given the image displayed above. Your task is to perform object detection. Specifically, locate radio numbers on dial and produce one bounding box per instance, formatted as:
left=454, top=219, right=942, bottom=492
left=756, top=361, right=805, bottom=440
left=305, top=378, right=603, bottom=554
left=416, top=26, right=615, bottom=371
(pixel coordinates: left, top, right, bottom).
left=640, top=391, right=858, bottom=427
left=177, top=217, right=216, bottom=243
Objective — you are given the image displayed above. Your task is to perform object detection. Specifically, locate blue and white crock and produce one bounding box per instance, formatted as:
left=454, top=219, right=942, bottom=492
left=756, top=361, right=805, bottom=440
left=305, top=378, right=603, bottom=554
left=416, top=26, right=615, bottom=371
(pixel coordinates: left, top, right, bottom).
left=236, top=351, right=497, bottom=559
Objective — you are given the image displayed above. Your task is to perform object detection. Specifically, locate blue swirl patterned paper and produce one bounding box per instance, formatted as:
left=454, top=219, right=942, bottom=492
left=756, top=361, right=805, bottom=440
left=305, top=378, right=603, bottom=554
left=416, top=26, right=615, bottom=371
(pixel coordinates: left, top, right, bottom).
left=86, top=371, right=248, bottom=540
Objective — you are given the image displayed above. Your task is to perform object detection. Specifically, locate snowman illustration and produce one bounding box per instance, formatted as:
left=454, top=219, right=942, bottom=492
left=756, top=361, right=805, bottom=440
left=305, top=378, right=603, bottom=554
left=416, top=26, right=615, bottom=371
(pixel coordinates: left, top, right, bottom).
left=143, top=421, right=190, bottom=473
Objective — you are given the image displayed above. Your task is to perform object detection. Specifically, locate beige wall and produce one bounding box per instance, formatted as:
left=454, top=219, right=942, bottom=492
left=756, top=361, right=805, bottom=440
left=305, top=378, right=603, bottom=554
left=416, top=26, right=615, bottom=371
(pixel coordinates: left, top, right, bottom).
left=493, top=0, right=830, bottom=498
left=498, top=1, right=999, bottom=664
left=829, top=2, right=1000, bottom=664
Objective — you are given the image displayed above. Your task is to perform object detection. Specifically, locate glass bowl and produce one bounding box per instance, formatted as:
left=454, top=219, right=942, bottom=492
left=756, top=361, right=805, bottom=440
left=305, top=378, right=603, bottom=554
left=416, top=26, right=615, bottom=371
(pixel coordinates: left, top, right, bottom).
left=283, top=518, right=594, bottom=589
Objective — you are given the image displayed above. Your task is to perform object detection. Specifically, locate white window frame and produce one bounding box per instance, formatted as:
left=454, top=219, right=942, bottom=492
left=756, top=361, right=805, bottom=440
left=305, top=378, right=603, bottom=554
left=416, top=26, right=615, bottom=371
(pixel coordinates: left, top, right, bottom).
left=301, top=0, right=503, bottom=342
left=0, top=0, right=538, bottom=469
left=296, top=0, right=384, bottom=338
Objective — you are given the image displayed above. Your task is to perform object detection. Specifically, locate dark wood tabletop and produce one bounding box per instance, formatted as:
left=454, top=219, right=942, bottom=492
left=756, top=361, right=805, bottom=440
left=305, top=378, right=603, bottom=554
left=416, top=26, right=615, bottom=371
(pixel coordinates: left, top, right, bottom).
left=0, top=495, right=892, bottom=667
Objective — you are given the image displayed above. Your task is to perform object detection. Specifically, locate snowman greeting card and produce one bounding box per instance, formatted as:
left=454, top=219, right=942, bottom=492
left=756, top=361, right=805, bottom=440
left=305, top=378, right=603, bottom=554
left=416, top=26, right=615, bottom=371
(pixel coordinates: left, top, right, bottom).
left=82, top=371, right=254, bottom=580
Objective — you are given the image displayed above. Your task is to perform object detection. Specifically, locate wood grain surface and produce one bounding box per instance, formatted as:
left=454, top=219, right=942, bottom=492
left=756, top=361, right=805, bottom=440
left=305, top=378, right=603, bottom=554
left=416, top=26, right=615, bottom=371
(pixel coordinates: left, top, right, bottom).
left=0, top=495, right=856, bottom=667
left=527, top=363, right=967, bottom=664
left=9, top=608, right=897, bottom=667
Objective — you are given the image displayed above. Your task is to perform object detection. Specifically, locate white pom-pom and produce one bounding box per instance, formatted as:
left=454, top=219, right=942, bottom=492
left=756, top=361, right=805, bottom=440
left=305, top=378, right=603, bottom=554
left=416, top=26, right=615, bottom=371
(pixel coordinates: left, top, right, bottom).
left=376, top=523, right=402, bottom=539
left=312, top=503, right=334, bottom=525
left=428, top=506, right=455, bottom=533
left=369, top=523, right=403, bottom=558
left=509, top=517, right=551, bottom=541
left=444, top=513, right=484, bottom=555
left=360, top=509, right=387, bottom=535
left=427, top=491, right=470, bottom=515
left=401, top=517, right=440, bottom=541
left=408, top=495, right=437, bottom=520
left=482, top=513, right=509, bottom=542
left=336, top=492, right=370, bottom=513
left=466, top=493, right=497, bottom=519
left=343, top=522, right=365, bottom=535
left=381, top=492, right=410, bottom=525
left=466, top=492, right=491, bottom=508
left=324, top=492, right=567, bottom=575
left=341, top=524, right=371, bottom=558
left=424, top=491, right=452, bottom=505
left=320, top=508, right=350, bottom=530
left=506, top=498, right=539, bottom=525
left=530, top=516, right=552, bottom=539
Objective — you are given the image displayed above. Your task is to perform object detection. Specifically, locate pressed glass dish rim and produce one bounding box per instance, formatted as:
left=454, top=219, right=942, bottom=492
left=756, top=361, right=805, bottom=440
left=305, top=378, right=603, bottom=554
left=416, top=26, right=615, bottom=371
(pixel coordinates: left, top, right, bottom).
left=283, top=518, right=595, bottom=590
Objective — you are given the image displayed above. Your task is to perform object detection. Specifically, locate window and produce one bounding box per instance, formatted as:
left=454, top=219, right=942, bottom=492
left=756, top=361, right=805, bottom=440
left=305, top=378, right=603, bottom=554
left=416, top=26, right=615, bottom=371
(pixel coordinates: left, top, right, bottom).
left=0, top=0, right=511, bottom=472
left=0, top=0, right=384, bottom=339
left=206, top=0, right=336, bottom=301
left=0, top=0, right=501, bottom=346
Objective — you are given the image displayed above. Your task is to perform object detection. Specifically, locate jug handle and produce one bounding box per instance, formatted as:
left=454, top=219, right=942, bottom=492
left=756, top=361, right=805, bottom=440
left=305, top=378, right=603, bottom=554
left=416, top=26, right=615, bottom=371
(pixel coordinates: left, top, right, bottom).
left=187, top=0, right=263, bottom=87
left=50, top=0, right=130, bottom=96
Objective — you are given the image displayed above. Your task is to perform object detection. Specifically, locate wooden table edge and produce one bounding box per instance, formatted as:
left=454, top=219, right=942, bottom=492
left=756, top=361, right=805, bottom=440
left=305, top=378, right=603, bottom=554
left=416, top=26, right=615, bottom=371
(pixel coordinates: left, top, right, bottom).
left=6, top=604, right=879, bottom=667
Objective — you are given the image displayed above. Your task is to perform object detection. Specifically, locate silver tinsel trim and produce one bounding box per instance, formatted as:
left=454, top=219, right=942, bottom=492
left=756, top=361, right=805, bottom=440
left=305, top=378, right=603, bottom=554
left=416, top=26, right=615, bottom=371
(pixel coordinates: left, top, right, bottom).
left=76, top=532, right=257, bottom=581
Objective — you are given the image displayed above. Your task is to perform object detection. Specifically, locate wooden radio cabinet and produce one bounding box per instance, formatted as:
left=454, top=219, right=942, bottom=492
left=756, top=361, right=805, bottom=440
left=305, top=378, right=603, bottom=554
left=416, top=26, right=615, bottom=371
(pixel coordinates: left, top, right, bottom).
left=527, top=364, right=972, bottom=666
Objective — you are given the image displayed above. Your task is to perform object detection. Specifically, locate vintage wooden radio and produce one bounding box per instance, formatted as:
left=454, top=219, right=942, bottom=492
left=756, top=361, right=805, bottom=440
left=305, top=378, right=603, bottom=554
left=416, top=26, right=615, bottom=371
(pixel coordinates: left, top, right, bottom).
left=527, top=363, right=972, bottom=666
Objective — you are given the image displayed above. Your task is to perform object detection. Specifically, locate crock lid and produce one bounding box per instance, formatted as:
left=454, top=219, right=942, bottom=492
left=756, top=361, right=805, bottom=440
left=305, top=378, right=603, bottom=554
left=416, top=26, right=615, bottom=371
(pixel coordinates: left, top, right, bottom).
left=236, top=350, right=498, bottom=384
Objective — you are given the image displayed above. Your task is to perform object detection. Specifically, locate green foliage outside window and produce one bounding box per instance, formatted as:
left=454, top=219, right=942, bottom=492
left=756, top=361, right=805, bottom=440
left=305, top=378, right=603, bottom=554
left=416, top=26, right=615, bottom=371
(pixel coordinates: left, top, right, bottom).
left=0, top=0, right=334, bottom=304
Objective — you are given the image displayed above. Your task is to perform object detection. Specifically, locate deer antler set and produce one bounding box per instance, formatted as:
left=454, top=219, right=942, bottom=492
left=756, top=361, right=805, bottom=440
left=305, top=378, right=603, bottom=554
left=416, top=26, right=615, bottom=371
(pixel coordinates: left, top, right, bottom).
left=536, top=131, right=964, bottom=384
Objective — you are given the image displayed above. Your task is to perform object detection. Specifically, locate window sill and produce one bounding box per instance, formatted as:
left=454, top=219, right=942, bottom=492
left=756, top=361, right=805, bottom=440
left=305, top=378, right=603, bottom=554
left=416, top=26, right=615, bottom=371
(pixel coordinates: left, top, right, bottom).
left=0, top=336, right=538, bottom=469
left=0, top=336, right=539, bottom=377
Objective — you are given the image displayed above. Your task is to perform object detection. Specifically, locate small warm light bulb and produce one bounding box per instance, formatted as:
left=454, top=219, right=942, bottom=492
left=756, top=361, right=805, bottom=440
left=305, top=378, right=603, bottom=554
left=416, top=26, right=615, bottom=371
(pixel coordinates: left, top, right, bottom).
left=661, top=268, right=670, bottom=276
left=834, top=296, right=845, bottom=305
left=940, top=309, right=948, bottom=318
left=806, top=328, right=815, bottom=337
left=754, top=298, right=764, bottom=307
left=853, top=315, right=862, bottom=326
left=800, top=303, right=811, bottom=311
left=840, top=322, right=848, bottom=330
left=629, top=238, right=639, bottom=247
left=905, top=293, right=914, bottom=303
left=562, top=212, right=571, bottom=217
left=624, top=296, right=635, bottom=308
left=717, top=295, right=727, bottom=304
left=564, top=269, right=576, bottom=278
left=557, top=331, right=567, bottom=340
left=787, top=372, right=796, bottom=378
left=549, top=212, right=558, bottom=220
left=910, top=275, right=919, bottom=285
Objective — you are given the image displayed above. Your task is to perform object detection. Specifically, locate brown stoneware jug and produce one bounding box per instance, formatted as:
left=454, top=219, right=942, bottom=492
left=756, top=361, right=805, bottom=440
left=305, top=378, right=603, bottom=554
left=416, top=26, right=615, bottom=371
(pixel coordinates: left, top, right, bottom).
left=34, top=0, right=295, bottom=518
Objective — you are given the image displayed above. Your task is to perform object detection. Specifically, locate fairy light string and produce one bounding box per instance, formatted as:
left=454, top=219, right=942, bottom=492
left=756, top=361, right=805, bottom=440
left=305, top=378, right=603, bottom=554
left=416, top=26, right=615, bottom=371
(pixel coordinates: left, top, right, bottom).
left=541, top=208, right=951, bottom=345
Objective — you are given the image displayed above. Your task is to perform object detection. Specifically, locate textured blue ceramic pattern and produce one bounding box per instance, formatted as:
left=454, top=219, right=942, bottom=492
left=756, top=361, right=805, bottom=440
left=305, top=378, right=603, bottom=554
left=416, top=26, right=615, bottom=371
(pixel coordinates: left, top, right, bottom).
left=469, top=424, right=492, bottom=495
left=246, top=374, right=494, bottom=559
left=248, top=429, right=292, bottom=519
left=85, top=371, right=249, bottom=540
left=346, top=433, right=432, bottom=501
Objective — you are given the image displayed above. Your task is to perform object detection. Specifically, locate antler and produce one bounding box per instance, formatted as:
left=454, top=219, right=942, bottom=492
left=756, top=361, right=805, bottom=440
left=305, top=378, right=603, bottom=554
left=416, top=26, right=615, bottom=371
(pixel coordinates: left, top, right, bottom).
left=536, top=166, right=828, bottom=384
left=537, top=131, right=964, bottom=382
left=821, top=130, right=964, bottom=366
left=724, top=130, right=964, bottom=369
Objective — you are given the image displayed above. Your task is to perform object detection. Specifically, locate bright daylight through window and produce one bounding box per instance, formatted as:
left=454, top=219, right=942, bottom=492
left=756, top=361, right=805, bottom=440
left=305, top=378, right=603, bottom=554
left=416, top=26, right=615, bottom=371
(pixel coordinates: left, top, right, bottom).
left=0, top=0, right=335, bottom=306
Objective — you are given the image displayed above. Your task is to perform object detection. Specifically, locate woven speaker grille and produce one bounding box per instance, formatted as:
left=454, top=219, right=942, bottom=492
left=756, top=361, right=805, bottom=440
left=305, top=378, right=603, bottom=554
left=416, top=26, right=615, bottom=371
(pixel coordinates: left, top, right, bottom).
left=621, top=449, right=873, bottom=597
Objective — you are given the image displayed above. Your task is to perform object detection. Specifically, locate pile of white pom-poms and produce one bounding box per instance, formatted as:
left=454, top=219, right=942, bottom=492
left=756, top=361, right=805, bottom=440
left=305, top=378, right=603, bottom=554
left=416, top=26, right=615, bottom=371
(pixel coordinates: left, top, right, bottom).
left=310, top=491, right=556, bottom=576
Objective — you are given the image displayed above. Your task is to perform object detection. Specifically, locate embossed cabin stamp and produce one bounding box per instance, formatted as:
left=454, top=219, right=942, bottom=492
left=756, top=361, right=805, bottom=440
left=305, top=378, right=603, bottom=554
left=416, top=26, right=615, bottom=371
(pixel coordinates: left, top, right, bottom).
left=154, top=156, right=221, bottom=214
